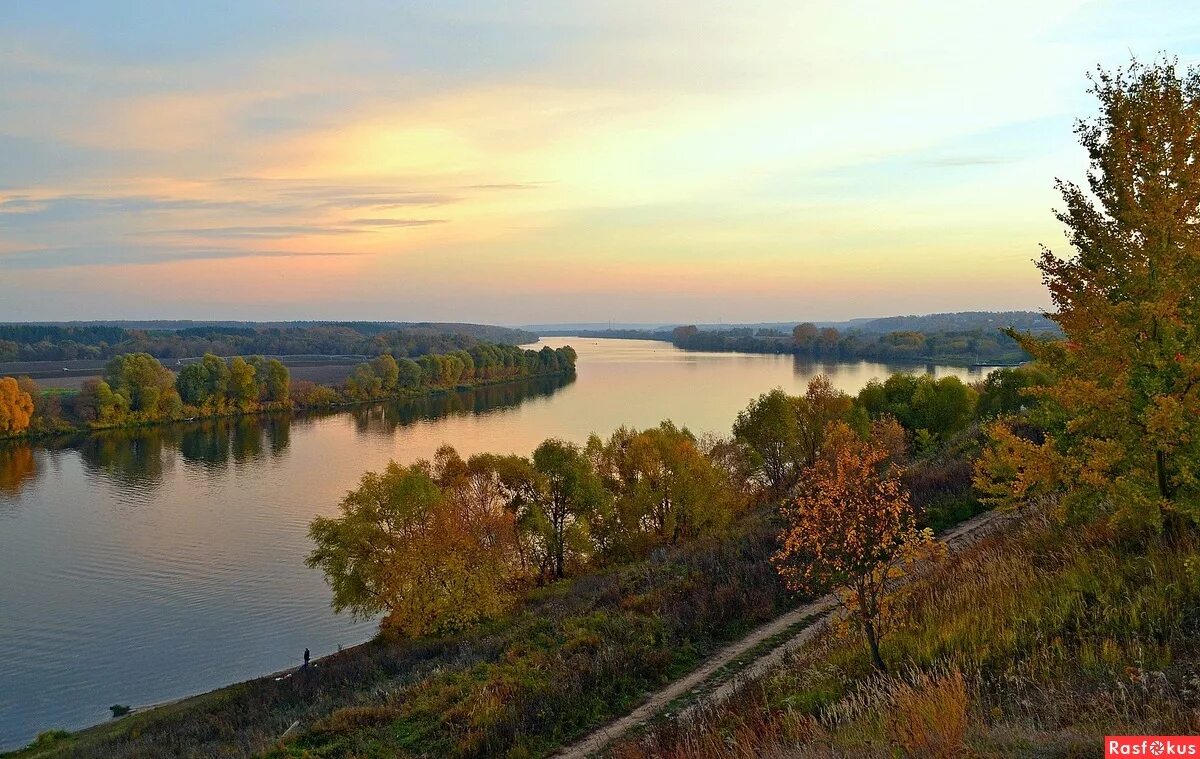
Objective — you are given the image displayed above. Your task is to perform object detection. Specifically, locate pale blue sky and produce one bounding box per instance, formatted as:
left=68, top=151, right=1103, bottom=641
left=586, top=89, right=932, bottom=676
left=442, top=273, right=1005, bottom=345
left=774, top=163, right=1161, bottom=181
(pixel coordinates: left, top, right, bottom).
left=1, top=1, right=1198, bottom=323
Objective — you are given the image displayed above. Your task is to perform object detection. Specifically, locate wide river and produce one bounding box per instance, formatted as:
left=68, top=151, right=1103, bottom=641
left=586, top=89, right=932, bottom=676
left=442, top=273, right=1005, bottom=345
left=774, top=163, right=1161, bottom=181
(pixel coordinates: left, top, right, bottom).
left=0, top=338, right=996, bottom=749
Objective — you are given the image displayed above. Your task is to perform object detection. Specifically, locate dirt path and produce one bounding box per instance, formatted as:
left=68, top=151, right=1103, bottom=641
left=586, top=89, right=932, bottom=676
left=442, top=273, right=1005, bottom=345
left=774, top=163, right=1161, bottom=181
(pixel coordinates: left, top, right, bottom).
left=551, top=509, right=1007, bottom=758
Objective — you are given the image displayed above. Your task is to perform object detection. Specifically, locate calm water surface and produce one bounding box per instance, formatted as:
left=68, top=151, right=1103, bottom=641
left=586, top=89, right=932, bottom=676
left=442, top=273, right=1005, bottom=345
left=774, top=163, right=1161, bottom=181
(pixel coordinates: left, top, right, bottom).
left=0, top=338, right=995, bottom=748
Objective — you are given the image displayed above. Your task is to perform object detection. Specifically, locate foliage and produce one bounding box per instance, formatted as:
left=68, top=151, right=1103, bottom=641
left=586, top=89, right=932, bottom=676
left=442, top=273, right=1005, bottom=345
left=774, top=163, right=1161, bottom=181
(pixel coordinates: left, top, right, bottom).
left=732, top=378, right=857, bottom=491
left=0, top=376, right=35, bottom=436
left=307, top=453, right=519, bottom=638
left=668, top=323, right=1049, bottom=365
left=732, top=388, right=804, bottom=490
left=588, top=422, right=745, bottom=558
left=524, top=439, right=610, bottom=581
left=973, top=363, right=1052, bottom=418
left=773, top=424, right=942, bottom=670
left=103, top=353, right=181, bottom=417
left=977, top=59, right=1200, bottom=530
left=0, top=321, right=536, bottom=361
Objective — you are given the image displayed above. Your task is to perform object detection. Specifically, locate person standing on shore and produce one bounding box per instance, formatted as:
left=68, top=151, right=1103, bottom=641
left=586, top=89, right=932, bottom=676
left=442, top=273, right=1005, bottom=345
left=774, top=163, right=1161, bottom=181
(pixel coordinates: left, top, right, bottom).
left=303, top=648, right=310, bottom=669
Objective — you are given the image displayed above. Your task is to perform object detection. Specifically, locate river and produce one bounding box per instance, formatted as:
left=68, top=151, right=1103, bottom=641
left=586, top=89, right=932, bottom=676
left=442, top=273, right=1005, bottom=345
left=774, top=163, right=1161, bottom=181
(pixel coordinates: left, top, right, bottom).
left=0, top=338, right=996, bottom=749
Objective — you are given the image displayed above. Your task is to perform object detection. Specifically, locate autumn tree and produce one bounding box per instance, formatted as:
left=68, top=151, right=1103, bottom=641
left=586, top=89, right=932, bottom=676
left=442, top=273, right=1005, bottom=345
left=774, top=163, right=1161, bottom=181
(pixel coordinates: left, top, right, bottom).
left=226, top=357, right=258, bottom=409
left=0, top=376, right=35, bottom=436
left=260, top=358, right=290, bottom=403
left=371, top=354, right=400, bottom=393
left=792, top=322, right=818, bottom=350
left=307, top=454, right=519, bottom=638
left=104, top=353, right=180, bottom=418
left=773, top=424, right=940, bottom=671
left=978, top=59, right=1200, bottom=529
left=591, top=422, right=742, bottom=557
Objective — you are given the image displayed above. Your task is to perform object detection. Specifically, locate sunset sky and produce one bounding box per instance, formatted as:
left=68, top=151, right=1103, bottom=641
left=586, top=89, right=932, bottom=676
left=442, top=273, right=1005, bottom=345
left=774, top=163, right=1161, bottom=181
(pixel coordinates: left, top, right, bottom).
left=1, top=1, right=1196, bottom=324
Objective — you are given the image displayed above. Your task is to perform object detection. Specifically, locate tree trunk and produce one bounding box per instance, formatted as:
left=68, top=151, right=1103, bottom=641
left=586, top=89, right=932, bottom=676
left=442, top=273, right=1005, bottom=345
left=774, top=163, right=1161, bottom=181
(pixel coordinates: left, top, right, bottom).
left=1156, top=449, right=1172, bottom=500
left=864, top=619, right=886, bottom=672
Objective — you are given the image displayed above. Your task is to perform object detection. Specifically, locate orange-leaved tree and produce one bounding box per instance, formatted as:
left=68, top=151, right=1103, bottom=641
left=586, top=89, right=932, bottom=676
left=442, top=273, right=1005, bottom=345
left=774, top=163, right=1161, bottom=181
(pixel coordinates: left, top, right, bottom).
left=773, top=423, right=939, bottom=671
left=0, top=376, right=35, bottom=436
left=976, top=59, right=1200, bottom=530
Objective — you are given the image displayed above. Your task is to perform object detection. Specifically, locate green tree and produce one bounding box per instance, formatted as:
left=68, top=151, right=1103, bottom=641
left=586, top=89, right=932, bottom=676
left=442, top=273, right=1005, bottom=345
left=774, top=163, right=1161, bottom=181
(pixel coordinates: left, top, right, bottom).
left=307, top=458, right=518, bottom=638
left=976, top=364, right=1052, bottom=418
left=104, top=353, right=178, bottom=417
left=733, top=388, right=803, bottom=490
left=175, top=362, right=211, bottom=406
left=979, top=59, right=1200, bottom=528
left=396, top=357, right=423, bottom=389
left=262, top=359, right=290, bottom=403
left=371, top=354, right=400, bottom=392
left=595, top=422, right=741, bottom=556
left=346, top=361, right=383, bottom=399
left=227, top=357, right=258, bottom=409
left=526, top=439, right=608, bottom=581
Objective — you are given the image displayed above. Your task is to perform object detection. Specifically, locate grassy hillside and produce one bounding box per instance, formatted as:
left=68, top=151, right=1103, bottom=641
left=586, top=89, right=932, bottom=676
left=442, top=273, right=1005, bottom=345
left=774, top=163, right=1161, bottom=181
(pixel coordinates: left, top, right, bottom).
left=613, top=508, right=1200, bottom=757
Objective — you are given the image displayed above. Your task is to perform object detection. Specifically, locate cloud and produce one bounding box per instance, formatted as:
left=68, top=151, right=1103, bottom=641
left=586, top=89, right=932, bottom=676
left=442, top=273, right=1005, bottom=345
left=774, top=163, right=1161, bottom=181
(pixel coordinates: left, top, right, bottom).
left=346, top=218, right=448, bottom=227
left=0, top=245, right=366, bottom=270
left=151, top=225, right=367, bottom=238
left=918, top=155, right=1016, bottom=167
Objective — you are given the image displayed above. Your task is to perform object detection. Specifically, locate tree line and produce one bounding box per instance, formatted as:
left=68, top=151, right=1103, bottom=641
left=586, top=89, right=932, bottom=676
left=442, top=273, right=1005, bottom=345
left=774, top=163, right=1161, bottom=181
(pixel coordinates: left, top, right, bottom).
left=0, top=344, right=577, bottom=437
left=669, top=323, right=1050, bottom=365
left=0, top=322, right=536, bottom=362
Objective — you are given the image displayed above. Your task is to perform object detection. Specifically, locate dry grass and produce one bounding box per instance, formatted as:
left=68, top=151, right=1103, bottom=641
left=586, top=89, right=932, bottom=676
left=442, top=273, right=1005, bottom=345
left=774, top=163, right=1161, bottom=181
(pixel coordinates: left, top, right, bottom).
left=613, top=508, right=1200, bottom=758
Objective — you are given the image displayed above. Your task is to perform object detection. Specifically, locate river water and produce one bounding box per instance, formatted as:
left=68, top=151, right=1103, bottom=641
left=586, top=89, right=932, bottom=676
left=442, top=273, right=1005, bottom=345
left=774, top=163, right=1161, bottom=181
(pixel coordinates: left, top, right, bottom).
left=0, top=338, right=995, bottom=749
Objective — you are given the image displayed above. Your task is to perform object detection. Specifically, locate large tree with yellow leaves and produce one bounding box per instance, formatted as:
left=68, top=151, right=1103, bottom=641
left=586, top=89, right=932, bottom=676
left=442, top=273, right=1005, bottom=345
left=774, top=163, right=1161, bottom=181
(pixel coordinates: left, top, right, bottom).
left=977, top=59, right=1200, bottom=529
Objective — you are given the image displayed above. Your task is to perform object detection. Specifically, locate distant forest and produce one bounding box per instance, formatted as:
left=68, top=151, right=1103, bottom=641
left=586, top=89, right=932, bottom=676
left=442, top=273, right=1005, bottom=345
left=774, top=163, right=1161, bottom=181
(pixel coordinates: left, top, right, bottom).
left=546, top=311, right=1060, bottom=365
left=0, top=322, right=537, bottom=362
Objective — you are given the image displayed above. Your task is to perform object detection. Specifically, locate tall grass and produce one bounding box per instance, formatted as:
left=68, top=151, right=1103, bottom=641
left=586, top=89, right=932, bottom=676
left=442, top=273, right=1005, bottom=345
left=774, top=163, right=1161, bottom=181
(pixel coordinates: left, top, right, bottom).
left=615, top=507, right=1200, bottom=758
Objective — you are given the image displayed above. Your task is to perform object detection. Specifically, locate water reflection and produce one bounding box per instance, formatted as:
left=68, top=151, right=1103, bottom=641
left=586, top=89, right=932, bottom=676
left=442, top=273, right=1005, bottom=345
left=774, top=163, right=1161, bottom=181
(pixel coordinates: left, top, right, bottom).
left=0, top=443, right=37, bottom=500
left=345, top=374, right=575, bottom=436
left=790, top=355, right=993, bottom=382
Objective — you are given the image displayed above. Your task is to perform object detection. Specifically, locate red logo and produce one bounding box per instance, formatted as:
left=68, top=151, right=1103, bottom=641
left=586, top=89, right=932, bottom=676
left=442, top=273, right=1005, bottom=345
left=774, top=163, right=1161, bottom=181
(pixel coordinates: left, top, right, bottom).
left=1106, top=737, right=1200, bottom=757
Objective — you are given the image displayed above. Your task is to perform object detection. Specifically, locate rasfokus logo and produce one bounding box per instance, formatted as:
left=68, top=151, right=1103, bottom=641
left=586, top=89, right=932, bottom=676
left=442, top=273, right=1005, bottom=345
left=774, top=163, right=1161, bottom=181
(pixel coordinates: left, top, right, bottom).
left=1106, top=736, right=1200, bottom=756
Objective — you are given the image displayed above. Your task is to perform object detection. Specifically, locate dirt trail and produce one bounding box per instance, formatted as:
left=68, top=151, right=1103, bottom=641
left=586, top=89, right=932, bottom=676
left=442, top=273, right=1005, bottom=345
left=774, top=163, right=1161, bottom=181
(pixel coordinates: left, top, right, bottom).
left=552, top=509, right=1007, bottom=758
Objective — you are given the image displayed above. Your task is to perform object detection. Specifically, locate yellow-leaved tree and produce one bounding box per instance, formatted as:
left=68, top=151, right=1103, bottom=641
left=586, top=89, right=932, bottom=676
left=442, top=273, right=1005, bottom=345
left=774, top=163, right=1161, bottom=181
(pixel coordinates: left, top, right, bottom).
left=977, top=59, right=1200, bottom=530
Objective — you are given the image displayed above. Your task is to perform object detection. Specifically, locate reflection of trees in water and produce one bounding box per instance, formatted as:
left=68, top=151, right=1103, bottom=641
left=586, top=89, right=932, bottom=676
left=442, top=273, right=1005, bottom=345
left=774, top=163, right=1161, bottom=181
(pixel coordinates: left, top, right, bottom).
left=177, top=415, right=291, bottom=470
left=78, top=415, right=292, bottom=489
left=342, top=374, right=575, bottom=437
left=791, top=356, right=854, bottom=378
left=0, top=443, right=38, bottom=499
left=78, top=425, right=182, bottom=489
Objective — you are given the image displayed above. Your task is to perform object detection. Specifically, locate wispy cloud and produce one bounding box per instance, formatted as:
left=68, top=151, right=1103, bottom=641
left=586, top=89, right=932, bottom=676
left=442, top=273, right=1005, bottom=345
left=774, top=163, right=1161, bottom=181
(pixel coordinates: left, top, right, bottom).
left=346, top=218, right=447, bottom=227
left=150, top=225, right=367, bottom=239
left=918, top=155, right=1016, bottom=167
left=0, top=245, right=367, bottom=270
